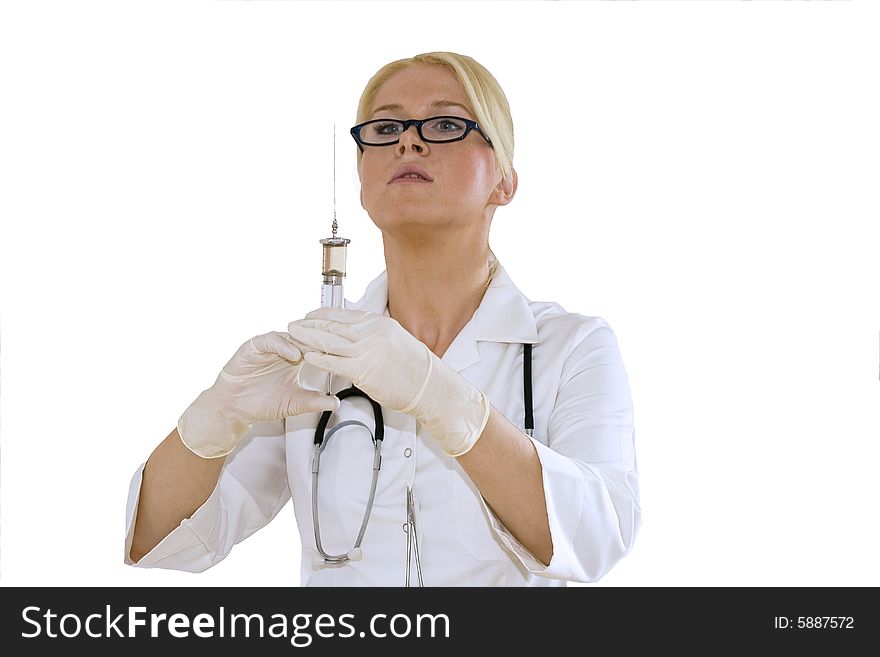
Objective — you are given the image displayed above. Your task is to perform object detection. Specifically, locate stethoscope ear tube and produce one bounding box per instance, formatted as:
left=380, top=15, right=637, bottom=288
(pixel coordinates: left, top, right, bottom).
left=311, top=385, right=384, bottom=564
left=314, top=385, right=384, bottom=446
left=523, top=343, right=534, bottom=438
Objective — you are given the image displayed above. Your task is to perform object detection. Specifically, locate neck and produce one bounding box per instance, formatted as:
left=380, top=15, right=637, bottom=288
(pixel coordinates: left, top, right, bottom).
left=383, top=231, right=492, bottom=359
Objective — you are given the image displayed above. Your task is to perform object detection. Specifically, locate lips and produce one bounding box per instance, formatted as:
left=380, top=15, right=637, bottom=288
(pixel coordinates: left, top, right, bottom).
left=389, top=163, right=434, bottom=184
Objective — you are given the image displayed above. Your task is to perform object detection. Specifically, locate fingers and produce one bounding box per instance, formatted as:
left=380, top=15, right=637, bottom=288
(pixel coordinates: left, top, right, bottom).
left=287, top=324, right=359, bottom=358
left=304, top=307, right=374, bottom=324
left=294, top=388, right=341, bottom=415
left=295, top=308, right=382, bottom=341
left=287, top=319, right=376, bottom=342
left=250, top=331, right=303, bottom=365
left=289, top=319, right=372, bottom=343
left=303, top=351, right=358, bottom=384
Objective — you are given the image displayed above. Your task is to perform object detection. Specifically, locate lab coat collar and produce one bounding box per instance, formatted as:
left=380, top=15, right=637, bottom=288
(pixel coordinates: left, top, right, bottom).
left=350, top=262, right=538, bottom=372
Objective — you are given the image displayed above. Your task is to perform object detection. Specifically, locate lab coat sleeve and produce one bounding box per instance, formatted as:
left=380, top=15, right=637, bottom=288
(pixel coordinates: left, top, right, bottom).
left=480, top=318, right=641, bottom=582
left=124, top=420, right=290, bottom=573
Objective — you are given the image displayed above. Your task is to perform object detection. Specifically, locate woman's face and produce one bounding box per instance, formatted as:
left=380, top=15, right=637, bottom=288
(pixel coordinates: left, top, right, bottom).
left=358, top=64, right=514, bottom=236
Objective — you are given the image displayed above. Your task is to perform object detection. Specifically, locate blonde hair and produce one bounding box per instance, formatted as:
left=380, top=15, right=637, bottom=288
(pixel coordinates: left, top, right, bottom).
left=356, top=51, right=511, bottom=284
left=487, top=248, right=500, bottom=289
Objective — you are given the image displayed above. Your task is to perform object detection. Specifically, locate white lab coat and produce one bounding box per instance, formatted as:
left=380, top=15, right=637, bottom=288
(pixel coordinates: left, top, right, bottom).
left=124, top=263, right=641, bottom=586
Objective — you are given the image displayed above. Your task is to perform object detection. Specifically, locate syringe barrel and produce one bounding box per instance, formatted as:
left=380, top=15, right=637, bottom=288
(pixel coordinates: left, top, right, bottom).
left=320, top=237, right=350, bottom=278
left=319, top=237, right=350, bottom=309
left=321, top=283, right=345, bottom=308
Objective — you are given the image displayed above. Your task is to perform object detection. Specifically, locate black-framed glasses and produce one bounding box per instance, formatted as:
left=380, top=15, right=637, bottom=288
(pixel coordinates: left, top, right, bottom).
left=350, top=116, right=493, bottom=151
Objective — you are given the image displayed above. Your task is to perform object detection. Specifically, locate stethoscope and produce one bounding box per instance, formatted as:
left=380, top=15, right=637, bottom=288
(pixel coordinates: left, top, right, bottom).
left=310, top=386, right=384, bottom=564
left=310, top=342, right=535, bottom=583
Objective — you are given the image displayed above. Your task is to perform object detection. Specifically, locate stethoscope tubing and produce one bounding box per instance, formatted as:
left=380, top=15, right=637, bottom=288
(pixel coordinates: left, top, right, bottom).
left=309, top=343, right=535, bottom=571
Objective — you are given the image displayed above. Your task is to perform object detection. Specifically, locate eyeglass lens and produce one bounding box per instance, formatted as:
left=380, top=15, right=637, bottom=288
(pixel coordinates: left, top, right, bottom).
left=360, top=117, right=468, bottom=144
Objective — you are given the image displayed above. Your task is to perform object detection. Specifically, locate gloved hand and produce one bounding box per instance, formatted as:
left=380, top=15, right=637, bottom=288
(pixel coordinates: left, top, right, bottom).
left=287, top=308, right=491, bottom=457
left=178, top=331, right=341, bottom=458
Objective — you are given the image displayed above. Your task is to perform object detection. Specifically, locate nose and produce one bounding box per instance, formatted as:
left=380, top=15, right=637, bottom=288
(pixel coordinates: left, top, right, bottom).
left=396, top=124, right=426, bottom=155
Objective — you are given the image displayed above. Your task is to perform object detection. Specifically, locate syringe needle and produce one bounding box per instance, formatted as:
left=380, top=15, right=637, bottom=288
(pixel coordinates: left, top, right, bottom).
left=327, top=124, right=337, bottom=395
left=332, top=123, right=337, bottom=238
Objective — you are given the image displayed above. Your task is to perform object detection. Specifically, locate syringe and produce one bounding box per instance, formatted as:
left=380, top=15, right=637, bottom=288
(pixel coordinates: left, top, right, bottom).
left=319, top=125, right=350, bottom=395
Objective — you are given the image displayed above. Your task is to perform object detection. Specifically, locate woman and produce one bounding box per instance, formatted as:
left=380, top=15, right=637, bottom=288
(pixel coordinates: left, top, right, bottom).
left=125, top=52, right=641, bottom=586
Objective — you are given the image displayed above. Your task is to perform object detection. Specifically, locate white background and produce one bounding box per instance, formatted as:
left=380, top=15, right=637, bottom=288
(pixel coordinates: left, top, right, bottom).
left=1, top=0, right=878, bottom=587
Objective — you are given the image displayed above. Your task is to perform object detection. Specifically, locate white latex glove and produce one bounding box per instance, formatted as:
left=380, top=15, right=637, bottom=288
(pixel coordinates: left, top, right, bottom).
left=287, top=308, right=491, bottom=457
left=178, top=331, right=341, bottom=458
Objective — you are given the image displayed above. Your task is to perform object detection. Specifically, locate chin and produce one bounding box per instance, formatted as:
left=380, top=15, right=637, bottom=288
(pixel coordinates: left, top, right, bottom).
left=370, top=203, right=437, bottom=223
left=372, top=213, right=449, bottom=237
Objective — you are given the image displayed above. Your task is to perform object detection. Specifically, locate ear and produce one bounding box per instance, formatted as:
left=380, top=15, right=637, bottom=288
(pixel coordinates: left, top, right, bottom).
left=491, top=166, right=518, bottom=207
